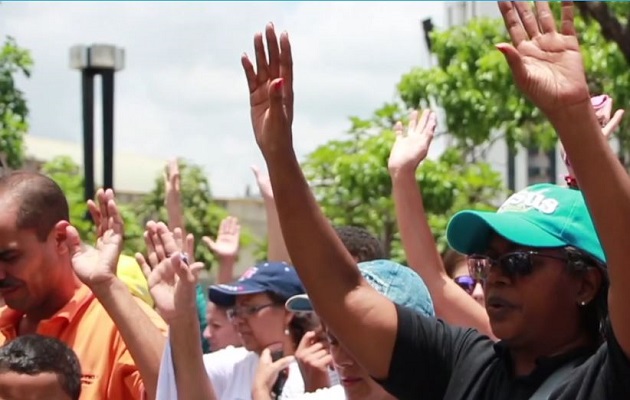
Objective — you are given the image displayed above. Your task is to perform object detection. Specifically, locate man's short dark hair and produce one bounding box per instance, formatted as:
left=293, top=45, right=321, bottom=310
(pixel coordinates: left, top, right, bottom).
left=333, top=226, right=385, bottom=262
left=0, top=335, right=81, bottom=400
left=0, top=171, right=69, bottom=241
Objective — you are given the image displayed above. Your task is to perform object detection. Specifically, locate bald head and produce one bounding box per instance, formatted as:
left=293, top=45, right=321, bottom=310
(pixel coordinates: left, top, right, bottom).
left=0, top=171, right=69, bottom=241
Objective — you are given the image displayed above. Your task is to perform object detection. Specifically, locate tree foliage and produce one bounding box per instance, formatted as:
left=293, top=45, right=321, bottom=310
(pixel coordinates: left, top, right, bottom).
left=398, top=7, right=630, bottom=163
left=0, top=36, right=32, bottom=169
left=41, top=157, right=251, bottom=271
left=301, top=103, right=504, bottom=260
left=575, top=2, right=630, bottom=65
left=133, top=160, right=251, bottom=269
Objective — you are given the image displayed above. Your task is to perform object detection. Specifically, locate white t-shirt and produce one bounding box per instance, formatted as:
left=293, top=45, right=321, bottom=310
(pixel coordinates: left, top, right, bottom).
left=157, top=340, right=305, bottom=400
left=290, top=385, right=345, bottom=399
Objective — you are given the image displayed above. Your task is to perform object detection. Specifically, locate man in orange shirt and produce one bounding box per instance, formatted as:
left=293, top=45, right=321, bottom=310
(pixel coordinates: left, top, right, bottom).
left=0, top=171, right=167, bottom=400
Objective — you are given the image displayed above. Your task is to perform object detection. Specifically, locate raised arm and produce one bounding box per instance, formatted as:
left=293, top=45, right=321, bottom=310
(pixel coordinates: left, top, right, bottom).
left=388, top=110, right=494, bottom=338
left=67, top=189, right=166, bottom=400
left=164, top=159, right=186, bottom=232
left=202, top=216, right=240, bottom=284
left=139, top=223, right=216, bottom=400
left=242, top=23, right=397, bottom=379
left=497, top=1, right=630, bottom=356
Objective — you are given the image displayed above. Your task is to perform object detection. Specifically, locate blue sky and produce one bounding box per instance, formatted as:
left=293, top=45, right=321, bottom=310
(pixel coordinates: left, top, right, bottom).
left=0, top=1, right=447, bottom=196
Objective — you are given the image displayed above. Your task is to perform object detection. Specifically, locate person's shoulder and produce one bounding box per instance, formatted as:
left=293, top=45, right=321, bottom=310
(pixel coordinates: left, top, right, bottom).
left=203, top=346, right=250, bottom=364
left=202, top=346, right=251, bottom=379
left=117, top=254, right=154, bottom=307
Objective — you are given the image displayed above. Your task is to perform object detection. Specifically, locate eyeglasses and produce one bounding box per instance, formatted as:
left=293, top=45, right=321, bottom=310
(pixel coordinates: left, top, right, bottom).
left=227, top=303, right=275, bottom=321
left=453, top=275, right=481, bottom=295
left=467, top=250, right=568, bottom=282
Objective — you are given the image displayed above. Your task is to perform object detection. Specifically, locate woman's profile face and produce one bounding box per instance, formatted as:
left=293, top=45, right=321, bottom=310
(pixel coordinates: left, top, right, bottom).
left=230, top=293, right=290, bottom=353
left=203, top=302, right=241, bottom=351
left=452, top=259, right=485, bottom=307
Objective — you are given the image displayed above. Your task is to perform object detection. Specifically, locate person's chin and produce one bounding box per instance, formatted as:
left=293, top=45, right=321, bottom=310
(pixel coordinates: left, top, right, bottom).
left=238, top=334, right=258, bottom=352
left=342, top=381, right=372, bottom=400
left=2, top=289, right=28, bottom=310
left=489, top=318, right=523, bottom=343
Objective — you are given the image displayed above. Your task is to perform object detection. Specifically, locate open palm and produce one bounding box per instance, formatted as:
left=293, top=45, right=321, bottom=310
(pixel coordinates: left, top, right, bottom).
left=137, top=223, right=202, bottom=323
left=68, top=189, right=124, bottom=287
left=203, top=216, right=240, bottom=259
left=388, top=110, right=437, bottom=174
left=242, top=23, right=294, bottom=154
left=498, top=2, right=590, bottom=115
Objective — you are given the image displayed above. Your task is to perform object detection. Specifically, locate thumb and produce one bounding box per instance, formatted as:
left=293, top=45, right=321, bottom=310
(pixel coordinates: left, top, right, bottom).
left=65, top=225, right=83, bottom=257
left=274, top=355, right=296, bottom=371
left=202, top=236, right=216, bottom=250
left=189, top=262, right=205, bottom=279
left=603, top=109, right=625, bottom=139
left=297, top=330, right=317, bottom=351
left=172, top=254, right=201, bottom=284
left=496, top=43, right=526, bottom=82
left=260, top=348, right=273, bottom=363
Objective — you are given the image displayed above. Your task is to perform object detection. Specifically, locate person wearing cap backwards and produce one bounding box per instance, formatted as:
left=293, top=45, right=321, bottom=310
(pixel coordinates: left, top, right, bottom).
left=156, top=261, right=315, bottom=399
left=252, top=260, right=435, bottom=400
left=244, top=3, right=630, bottom=399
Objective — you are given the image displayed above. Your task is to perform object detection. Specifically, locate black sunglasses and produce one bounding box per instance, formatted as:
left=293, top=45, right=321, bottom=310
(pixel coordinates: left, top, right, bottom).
left=453, top=275, right=481, bottom=295
left=467, top=250, right=568, bottom=282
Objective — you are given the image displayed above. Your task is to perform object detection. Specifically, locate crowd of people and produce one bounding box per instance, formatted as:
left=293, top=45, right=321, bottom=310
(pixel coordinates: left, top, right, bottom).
left=0, top=2, right=629, bottom=399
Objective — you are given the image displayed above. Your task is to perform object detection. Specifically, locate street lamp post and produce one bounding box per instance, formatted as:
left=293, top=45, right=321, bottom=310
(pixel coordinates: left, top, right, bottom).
left=69, top=44, right=125, bottom=205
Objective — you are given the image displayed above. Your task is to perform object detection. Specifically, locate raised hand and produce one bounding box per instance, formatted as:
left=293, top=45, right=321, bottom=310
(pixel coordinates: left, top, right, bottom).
left=251, top=165, right=274, bottom=199
left=202, top=216, right=240, bottom=261
left=561, top=96, right=625, bottom=176
left=66, top=188, right=124, bottom=288
left=242, top=23, right=294, bottom=154
left=294, top=330, right=333, bottom=392
left=602, top=110, right=625, bottom=140
left=164, top=158, right=181, bottom=205
left=497, top=1, right=590, bottom=116
left=388, top=110, right=437, bottom=175
left=253, top=346, right=295, bottom=398
left=137, top=222, right=204, bottom=323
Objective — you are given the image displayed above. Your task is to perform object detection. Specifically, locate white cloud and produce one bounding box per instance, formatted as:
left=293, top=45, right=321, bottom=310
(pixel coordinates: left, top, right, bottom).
left=0, top=1, right=445, bottom=197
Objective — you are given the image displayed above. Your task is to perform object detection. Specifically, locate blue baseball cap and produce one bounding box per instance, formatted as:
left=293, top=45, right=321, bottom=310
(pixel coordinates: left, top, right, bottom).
left=209, top=262, right=305, bottom=307
left=285, top=260, right=435, bottom=317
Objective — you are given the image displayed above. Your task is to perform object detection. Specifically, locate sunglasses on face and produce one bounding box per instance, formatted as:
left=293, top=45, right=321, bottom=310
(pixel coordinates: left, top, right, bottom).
left=453, top=275, right=481, bottom=295
left=467, top=250, right=568, bottom=282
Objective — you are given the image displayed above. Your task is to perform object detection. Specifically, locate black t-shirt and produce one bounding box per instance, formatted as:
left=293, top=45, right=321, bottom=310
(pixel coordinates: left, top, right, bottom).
left=379, top=304, right=630, bottom=400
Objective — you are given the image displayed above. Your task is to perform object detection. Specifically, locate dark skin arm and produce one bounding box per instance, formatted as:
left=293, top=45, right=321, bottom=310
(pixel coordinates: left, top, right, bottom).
left=497, top=1, right=630, bottom=356
left=242, top=24, right=398, bottom=379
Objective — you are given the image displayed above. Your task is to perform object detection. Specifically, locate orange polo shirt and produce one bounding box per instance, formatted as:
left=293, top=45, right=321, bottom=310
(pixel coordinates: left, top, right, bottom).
left=0, top=284, right=167, bottom=400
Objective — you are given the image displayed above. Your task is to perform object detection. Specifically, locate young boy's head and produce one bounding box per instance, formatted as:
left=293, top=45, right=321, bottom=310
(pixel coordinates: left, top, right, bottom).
left=0, top=335, right=81, bottom=400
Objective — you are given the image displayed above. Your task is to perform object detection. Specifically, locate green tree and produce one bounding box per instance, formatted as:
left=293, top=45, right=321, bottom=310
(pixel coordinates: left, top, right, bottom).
left=134, top=160, right=251, bottom=270
left=301, top=103, right=504, bottom=260
left=398, top=9, right=630, bottom=162
left=575, top=2, right=630, bottom=64
left=0, top=36, right=32, bottom=169
left=40, top=156, right=145, bottom=255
